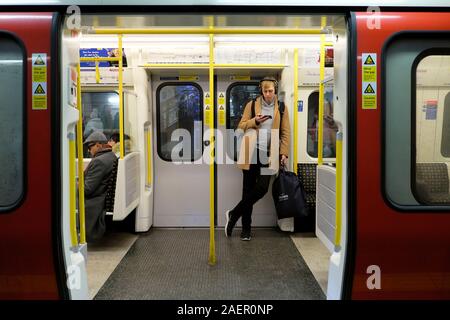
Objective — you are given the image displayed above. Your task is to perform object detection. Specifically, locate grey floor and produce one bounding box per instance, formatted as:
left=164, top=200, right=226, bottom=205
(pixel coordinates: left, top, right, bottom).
left=94, top=228, right=325, bottom=300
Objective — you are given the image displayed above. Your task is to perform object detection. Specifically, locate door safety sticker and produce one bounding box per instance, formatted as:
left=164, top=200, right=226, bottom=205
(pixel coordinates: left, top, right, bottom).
left=32, top=53, right=47, bottom=110
left=362, top=53, right=377, bottom=110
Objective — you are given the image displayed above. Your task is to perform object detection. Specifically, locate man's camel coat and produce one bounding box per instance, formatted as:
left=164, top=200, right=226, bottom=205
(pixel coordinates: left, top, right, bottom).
left=237, top=96, right=290, bottom=173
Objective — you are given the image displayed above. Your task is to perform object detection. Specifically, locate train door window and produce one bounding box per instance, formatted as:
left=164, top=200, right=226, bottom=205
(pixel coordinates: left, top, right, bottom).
left=226, top=82, right=259, bottom=160
left=306, top=90, right=338, bottom=158
left=156, top=83, right=203, bottom=162
left=384, top=33, right=450, bottom=209
left=0, top=35, right=25, bottom=211
left=414, top=54, right=450, bottom=205
left=81, top=92, right=119, bottom=158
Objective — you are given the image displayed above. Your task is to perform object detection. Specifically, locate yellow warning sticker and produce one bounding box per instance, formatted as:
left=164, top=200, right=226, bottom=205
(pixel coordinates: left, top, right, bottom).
left=204, top=92, right=211, bottom=106
left=363, top=54, right=375, bottom=65
left=362, top=53, right=377, bottom=82
left=362, top=82, right=377, bottom=109
left=33, top=66, right=47, bottom=82
left=218, top=92, right=225, bottom=106
left=32, top=54, right=47, bottom=110
left=33, top=54, right=46, bottom=66
left=218, top=105, right=225, bottom=126
left=364, top=84, right=375, bottom=94
left=204, top=105, right=211, bottom=126
left=33, top=96, right=47, bottom=110
left=34, top=84, right=46, bottom=94
left=32, top=82, right=47, bottom=110
left=179, top=75, right=199, bottom=81
left=362, top=53, right=377, bottom=109
left=230, top=75, right=251, bottom=81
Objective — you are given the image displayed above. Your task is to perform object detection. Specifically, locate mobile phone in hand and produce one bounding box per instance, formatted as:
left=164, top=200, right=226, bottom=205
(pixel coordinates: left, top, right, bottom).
left=263, top=115, right=272, bottom=119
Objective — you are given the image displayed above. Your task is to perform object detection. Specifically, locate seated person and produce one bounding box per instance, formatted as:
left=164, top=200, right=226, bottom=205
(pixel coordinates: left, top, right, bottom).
left=83, top=131, right=117, bottom=242
left=84, top=108, right=104, bottom=138
left=108, top=132, right=132, bottom=157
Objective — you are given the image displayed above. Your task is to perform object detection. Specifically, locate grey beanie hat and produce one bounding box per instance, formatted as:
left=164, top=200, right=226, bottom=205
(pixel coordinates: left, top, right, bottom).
left=84, top=131, right=107, bottom=145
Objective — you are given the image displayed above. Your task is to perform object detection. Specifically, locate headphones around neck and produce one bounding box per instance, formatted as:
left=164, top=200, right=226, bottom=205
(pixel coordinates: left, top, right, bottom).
left=259, top=77, right=278, bottom=95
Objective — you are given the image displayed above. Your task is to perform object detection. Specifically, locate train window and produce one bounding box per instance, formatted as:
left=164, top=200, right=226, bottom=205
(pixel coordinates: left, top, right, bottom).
left=156, top=83, right=203, bottom=162
left=81, top=92, right=121, bottom=158
left=0, top=35, right=25, bottom=210
left=384, top=33, right=450, bottom=209
left=306, top=90, right=337, bottom=158
left=414, top=54, right=450, bottom=205
left=226, top=82, right=260, bottom=161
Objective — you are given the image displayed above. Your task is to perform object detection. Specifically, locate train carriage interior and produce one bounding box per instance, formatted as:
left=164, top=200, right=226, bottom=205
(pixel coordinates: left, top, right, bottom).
left=63, top=13, right=348, bottom=300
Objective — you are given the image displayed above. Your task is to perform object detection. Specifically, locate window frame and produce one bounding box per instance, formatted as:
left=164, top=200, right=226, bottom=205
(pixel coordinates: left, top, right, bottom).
left=156, top=82, right=204, bottom=162
left=0, top=32, right=27, bottom=213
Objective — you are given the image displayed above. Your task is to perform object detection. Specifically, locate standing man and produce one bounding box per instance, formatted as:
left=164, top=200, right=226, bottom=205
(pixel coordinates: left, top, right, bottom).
left=226, top=77, right=290, bottom=241
left=83, top=131, right=117, bottom=242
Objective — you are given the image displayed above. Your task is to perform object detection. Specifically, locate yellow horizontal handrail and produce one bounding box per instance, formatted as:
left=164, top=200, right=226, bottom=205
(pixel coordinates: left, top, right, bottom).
left=92, top=28, right=329, bottom=35
left=140, top=63, right=285, bottom=69
left=214, top=64, right=285, bottom=68
left=141, top=63, right=209, bottom=68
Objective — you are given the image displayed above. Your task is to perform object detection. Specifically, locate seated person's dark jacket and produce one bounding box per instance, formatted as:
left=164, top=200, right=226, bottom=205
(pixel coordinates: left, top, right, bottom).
left=84, top=147, right=117, bottom=241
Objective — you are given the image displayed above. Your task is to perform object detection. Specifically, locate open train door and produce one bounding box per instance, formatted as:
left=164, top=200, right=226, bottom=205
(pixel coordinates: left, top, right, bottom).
left=350, top=12, right=450, bottom=299
left=0, top=13, right=68, bottom=299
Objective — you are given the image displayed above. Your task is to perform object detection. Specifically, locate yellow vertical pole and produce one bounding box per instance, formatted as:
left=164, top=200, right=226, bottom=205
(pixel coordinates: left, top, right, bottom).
left=334, top=132, right=343, bottom=249
left=318, top=17, right=326, bottom=165
left=118, top=34, right=124, bottom=159
left=293, top=48, right=299, bottom=174
left=77, top=62, right=86, bottom=244
left=95, top=60, right=100, bottom=84
left=69, top=135, right=78, bottom=247
left=146, top=129, right=152, bottom=187
left=208, top=33, right=216, bottom=266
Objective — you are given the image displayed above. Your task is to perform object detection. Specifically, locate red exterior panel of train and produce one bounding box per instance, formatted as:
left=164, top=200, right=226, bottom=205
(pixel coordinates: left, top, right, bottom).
left=0, top=13, right=59, bottom=299
left=353, top=12, right=450, bottom=299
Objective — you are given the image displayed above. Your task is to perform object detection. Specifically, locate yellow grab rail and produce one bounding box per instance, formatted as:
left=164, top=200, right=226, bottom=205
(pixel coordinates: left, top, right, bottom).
left=77, top=62, right=86, bottom=245
left=293, top=48, right=299, bottom=174
left=140, top=63, right=285, bottom=69
left=334, top=132, right=343, bottom=249
left=146, top=128, right=152, bottom=187
left=208, top=33, right=216, bottom=266
left=92, top=28, right=329, bottom=35
left=68, top=134, right=78, bottom=247
left=95, top=60, right=100, bottom=84
left=317, top=17, right=327, bottom=165
left=118, top=34, right=124, bottom=160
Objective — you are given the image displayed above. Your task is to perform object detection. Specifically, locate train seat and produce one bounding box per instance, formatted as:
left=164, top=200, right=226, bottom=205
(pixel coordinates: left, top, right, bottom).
left=106, top=152, right=140, bottom=221
left=416, top=162, right=450, bottom=204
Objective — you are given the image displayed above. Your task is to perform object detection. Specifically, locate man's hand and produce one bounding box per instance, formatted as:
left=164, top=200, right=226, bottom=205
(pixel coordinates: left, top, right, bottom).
left=280, top=154, right=288, bottom=167
left=255, top=114, right=270, bottom=125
